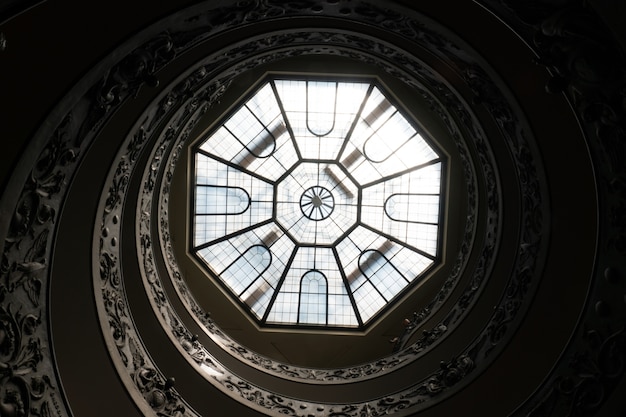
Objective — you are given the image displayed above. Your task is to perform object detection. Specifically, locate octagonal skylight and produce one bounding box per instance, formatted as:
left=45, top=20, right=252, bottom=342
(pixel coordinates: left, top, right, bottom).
left=192, top=76, right=445, bottom=329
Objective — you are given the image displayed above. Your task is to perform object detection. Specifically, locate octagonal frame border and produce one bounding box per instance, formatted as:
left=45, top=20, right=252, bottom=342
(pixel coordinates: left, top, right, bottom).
left=188, top=73, right=449, bottom=331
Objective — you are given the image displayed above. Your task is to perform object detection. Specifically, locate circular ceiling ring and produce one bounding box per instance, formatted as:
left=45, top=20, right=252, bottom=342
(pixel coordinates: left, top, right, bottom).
left=121, top=39, right=489, bottom=406
left=0, top=2, right=564, bottom=417
left=5, top=0, right=619, bottom=416
left=146, top=37, right=488, bottom=385
left=91, top=2, right=549, bottom=416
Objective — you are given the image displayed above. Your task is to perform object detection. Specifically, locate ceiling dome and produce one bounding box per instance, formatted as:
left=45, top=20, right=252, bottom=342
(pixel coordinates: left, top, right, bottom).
left=189, top=73, right=448, bottom=330
left=0, top=1, right=624, bottom=416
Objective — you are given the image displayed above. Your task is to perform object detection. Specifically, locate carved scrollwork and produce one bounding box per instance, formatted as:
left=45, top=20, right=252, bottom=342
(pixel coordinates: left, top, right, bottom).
left=0, top=376, right=30, bottom=417
left=112, top=5, right=545, bottom=411
left=1, top=109, right=79, bottom=416
left=134, top=367, right=185, bottom=416
left=524, top=328, right=625, bottom=417
left=0, top=304, right=55, bottom=417
left=117, top=8, right=543, bottom=417
left=96, top=32, right=175, bottom=111
left=145, top=30, right=488, bottom=384
left=0, top=305, right=41, bottom=371
left=3, top=233, right=46, bottom=309
left=99, top=251, right=120, bottom=289
left=475, top=1, right=626, bottom=416
left=0, top=1, right=556, bottom=416
left=404, top=355, right=475, bottom=400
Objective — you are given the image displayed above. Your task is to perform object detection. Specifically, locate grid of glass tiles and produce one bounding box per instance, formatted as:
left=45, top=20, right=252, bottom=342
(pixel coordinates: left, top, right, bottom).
left=192, top=76, right=444, bottom=329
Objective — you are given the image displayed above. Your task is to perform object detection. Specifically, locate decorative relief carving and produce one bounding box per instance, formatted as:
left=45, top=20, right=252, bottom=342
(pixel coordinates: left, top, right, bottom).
left=86, top=25, right=487, bottom=413
left=118, top=6, right=540, bottom=412
left=522, top=327, right=625, bottom=417
left=1, top=112, right=79, bottom=417
left=403, top=354, right=475, bottom=399
left=96, top=33, right=175, bottom=111
left=476, top=1, right=626, bottom=415
left=463, top=61, right=548, bottom=359
left=120, top=9, right=542, bottom=417
left=0, top=1, right=552, bottom=417
left=94, top=99, right=198, bottom=414
left=149, top=31, right=489, bottom=383
left=134, top=367, right=185, bottom=417
left=0, top=4, right=371, bottom=417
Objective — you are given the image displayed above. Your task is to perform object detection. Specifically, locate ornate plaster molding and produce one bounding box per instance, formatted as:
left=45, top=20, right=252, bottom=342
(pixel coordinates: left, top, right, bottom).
left=0, top=0, right=560, bottom=416
left=95, top=3, right=547, bottom=416
left=149, top=33, right=485, bottom=383
left=476, top=1, right=626, bottom=415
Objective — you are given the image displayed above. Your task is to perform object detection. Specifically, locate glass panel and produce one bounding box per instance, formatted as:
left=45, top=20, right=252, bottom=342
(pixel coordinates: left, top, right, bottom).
left=225, top=106, right=276, bottom=158
left=193, top=154, right=273, bottom=245
left=359, top=250, right=407, bottom=301
left=340, top=86, right=439, bottom=186
left=363, top=112, right=416, bottom=163
left=199, top=83, right=298, bottom=181
left=221, top=245, right=271, bottom=295
left=275, top=79, right=369, bottom=159
left=241, top=278, right=274, bottom=319
left=352, top=280, right=386, bottom=323
left=299, top=271, right=328, bottom=325
left=196, top=223, right=295, bottom=319
left=328, top=293, right=359, bottom=327
left=266, top=291, right=299, bottom=324
left=274, top=162, right=359, bottom=245
left=266, top=247, right=358, bottom=326
left=361, top=163, right=442, bottom=255
left=385, top=194, right=440, bottom=224
left=192, top=77, right=445, bottom=329
left=307, top=81, right=337, bottom=136
left=335, top=226, right=434, bottom=323
left=195, top=186, right=250, bottom=215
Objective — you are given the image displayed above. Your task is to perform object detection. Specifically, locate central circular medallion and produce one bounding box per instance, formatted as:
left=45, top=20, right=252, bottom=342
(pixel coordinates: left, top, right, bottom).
left=275, top=162, right=359, bottom=245
left=300, top=186, right=334, bottom=220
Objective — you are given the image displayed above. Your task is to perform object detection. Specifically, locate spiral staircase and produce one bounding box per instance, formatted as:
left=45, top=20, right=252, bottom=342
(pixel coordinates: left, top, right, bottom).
left=1, top=1, right=625, bottom=416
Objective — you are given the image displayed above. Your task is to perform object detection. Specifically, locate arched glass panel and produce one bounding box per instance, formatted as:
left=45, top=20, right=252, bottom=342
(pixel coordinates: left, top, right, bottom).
left=339, top=86, right=441, bottom=185
left=307, top=81, right=337, bottom=136
left=363, top=112, right=417, bottom=163
left=385, top=193, right=440, bottom=224
left=240, top=122, right=279, bottom=159
left=221, top=245, right=271, bottom=296
left=195, top=185, right=250, bottom=215
left=224, top=105, right=277, bottom=158
left=358, top=249, right=408, bottom=301
left=274, top=79, right=369, bottom=159
left=298, top=271, right=328, bottom=325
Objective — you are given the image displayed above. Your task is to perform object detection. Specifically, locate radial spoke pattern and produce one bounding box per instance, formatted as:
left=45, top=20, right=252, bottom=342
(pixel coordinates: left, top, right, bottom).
left=192, top=76, right=445, bottom=328
left=300, top=186, right=334, bottom=220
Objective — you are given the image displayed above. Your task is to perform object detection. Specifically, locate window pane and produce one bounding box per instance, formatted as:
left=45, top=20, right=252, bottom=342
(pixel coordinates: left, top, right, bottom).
left=192, top=77, right=445, bottom=329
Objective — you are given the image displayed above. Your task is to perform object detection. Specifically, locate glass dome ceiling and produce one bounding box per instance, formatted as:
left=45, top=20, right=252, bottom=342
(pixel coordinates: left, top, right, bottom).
left=192, top=75, right=446, bottom=329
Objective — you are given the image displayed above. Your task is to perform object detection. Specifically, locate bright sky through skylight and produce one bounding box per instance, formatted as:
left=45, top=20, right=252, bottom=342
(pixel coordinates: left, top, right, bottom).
left=193, top=77, right=444, bottom=328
